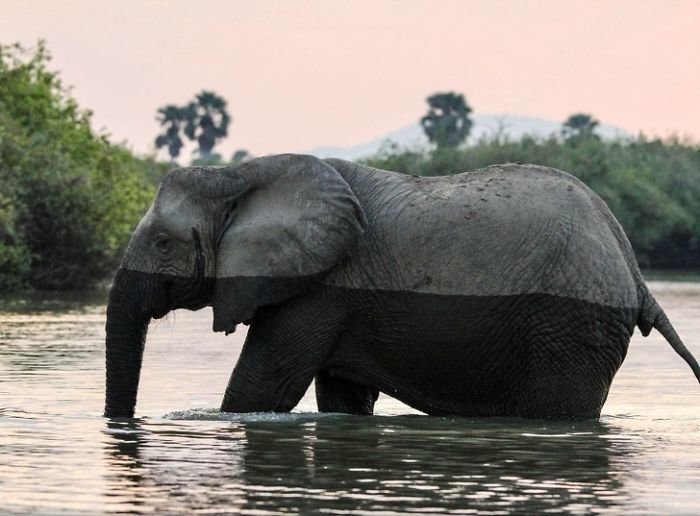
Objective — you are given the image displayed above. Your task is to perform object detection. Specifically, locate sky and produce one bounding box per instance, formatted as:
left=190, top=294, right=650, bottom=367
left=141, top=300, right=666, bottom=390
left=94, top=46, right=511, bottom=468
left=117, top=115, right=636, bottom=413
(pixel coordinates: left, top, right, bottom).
left=2, top=0, right=699, bottom=159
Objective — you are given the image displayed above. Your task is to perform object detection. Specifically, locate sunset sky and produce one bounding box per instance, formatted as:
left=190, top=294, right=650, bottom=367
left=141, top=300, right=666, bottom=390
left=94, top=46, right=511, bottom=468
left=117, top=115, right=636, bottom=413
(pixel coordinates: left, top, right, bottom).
left=2, top=0, right=699, bottom=159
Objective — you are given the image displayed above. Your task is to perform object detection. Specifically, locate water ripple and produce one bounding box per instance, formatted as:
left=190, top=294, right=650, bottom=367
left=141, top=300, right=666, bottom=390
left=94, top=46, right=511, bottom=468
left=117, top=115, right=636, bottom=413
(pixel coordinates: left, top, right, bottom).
left=1, top=285, right=699, bottom=514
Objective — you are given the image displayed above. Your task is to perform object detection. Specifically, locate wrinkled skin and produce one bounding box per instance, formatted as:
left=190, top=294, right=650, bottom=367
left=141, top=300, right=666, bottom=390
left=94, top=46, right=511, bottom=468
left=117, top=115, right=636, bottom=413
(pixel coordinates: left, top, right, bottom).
left=104, top=154, right=700, bottom=420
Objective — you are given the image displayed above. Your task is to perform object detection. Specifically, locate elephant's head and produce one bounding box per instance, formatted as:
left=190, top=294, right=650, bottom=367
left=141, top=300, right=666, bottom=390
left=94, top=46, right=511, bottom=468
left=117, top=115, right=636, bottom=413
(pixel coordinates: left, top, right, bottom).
left=104, top=154, right=365, bottom=417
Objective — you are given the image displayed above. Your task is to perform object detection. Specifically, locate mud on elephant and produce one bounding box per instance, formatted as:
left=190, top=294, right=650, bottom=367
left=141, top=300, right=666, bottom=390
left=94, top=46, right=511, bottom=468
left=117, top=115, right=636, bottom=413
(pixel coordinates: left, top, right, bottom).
left=104, top=154, right=700, bottom=419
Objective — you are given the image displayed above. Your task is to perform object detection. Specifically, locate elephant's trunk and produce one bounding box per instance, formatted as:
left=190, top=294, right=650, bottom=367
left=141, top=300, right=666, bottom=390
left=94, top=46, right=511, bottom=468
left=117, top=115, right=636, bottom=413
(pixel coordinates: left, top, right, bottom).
left=104, top=269, right=157, bottom=418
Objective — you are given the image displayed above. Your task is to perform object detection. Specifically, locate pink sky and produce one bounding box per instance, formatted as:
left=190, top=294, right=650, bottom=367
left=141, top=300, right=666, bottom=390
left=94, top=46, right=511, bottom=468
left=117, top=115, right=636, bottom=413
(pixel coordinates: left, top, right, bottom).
left=2, top=0, right=699, bottom=159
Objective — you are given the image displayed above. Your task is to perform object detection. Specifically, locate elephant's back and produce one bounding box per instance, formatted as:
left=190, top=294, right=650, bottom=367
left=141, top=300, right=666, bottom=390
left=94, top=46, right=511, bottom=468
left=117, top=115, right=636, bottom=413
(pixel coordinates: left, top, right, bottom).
left=325, top=161, right=639, bottom=310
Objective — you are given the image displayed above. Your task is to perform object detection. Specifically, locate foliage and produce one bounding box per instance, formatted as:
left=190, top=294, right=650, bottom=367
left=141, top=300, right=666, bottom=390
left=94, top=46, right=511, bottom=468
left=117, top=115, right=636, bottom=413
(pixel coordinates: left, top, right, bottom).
left=562, top=113, right=600, bottom=141
left=420, top=92, right=472, bottom=149
left=155, top=105, right=188, bottom=160
left=231, top=149, right=252, bottom=165
left=186, top=91, right=230, bottom=158
left=0, top=42, right=157, bottom=290
left=3, top=39, right=697, bottom=290
left=155, top=90, right=230, bottom=161
left=364, top=133, right=700, bottom=269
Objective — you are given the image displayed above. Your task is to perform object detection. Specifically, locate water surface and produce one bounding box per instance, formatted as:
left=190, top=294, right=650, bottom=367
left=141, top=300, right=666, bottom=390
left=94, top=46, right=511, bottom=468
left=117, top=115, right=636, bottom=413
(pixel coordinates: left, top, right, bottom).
left=1, top=282, right=699, bottom=514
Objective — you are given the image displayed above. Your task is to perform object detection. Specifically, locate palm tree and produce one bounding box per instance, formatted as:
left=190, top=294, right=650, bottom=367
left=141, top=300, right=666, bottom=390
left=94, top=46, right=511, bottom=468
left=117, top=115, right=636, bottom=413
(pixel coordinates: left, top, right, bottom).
left=421, top=92, right=473, bottom=149
left=184, top=91, right=230, bottom=158
left=154, top=105, right=188, bottom=160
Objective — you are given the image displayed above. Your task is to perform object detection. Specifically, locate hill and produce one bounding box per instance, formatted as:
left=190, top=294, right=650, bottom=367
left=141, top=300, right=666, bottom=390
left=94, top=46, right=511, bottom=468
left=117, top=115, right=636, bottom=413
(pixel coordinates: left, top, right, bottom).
left=307, top=114, right=629, bottom=160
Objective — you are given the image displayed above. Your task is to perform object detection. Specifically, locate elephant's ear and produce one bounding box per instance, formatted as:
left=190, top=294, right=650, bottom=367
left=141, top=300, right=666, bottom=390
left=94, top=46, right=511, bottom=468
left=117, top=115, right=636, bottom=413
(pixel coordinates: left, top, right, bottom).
left=212, top=154, right=365, bottom=334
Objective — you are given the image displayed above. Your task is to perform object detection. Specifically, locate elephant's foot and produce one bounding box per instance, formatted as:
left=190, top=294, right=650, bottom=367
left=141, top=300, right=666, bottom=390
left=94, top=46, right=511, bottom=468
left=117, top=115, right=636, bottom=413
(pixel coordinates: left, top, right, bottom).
left=315, top=371, right=379, bottom=415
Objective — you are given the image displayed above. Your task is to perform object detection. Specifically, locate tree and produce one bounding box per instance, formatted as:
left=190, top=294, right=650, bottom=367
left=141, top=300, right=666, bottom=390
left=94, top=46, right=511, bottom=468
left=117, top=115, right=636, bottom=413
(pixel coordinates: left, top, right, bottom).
left=155, top=90, right=231, bottom=161
left=154, top=105, right=187, bottom=160
left=0, top=41, right=154, bottom=290
left=562, top=113, right=600, bottom=140
left=184, top=91, right=230, bottom=158
left=421, top=92, right=473, bottom=149
left=231, top=149, right=252, bottom=165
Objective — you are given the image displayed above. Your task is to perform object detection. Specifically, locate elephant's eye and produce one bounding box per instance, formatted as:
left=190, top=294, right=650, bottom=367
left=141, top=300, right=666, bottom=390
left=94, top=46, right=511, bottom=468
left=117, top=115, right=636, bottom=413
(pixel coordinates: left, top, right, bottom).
left=155, top=235, right=172, bottom=253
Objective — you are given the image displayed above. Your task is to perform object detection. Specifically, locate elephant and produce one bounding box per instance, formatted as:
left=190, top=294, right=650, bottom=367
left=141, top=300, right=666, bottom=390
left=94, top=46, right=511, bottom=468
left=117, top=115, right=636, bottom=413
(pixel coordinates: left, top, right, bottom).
left=104, top=154, right=700, bottom=420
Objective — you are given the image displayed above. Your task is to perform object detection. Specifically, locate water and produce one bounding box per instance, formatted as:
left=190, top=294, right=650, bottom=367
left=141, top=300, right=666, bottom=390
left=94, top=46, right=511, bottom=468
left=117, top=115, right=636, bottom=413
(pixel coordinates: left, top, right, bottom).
left=1, top=282, right=699, bottom=515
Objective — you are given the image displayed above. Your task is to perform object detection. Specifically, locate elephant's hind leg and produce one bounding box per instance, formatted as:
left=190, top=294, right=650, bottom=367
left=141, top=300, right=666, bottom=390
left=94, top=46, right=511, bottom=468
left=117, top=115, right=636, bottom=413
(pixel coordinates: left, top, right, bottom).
left=315, top=371, right=379, bottom=415
left=518, top=298, right=634, bottom=420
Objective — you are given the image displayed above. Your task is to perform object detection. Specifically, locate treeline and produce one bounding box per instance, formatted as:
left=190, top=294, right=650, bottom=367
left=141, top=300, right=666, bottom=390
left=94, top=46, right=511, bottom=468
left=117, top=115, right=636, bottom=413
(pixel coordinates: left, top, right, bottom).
left=364, top=134, right=700, bottom=269
left=1, top=44, right=698, bottom=292
left=0, top=42, right=165, bottom=290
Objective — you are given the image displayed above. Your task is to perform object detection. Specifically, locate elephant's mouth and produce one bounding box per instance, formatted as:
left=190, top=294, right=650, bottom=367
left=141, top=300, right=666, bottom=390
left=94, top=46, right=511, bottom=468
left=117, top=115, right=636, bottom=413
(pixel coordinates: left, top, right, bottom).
left=151, top=298, right=170, bottom=320
left=152, top=306, right=169, bottom=320
left=151, top=275, right=215, bottom=319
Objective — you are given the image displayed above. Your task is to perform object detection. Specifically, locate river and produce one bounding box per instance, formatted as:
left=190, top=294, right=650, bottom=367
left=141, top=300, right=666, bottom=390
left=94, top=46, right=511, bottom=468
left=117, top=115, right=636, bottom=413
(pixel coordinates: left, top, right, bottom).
left=1, top=281, right=699, bottom=514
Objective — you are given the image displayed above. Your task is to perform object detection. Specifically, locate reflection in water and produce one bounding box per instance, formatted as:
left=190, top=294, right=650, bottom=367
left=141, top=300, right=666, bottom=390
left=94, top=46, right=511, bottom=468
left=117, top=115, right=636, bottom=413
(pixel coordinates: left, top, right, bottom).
left=103, top=415, right=634, bottom=514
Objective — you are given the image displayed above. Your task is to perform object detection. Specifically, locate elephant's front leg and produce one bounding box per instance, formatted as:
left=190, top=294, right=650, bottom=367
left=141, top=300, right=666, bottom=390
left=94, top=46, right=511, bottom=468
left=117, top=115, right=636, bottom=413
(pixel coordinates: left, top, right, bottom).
left=315, top=370, right=379, bottom=415
left=220, top=299, right=340, bottom=413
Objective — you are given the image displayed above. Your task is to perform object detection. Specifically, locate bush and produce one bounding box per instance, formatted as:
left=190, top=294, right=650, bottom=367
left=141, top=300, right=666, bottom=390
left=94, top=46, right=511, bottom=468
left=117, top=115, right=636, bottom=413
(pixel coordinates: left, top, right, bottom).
left=0, top=42, right=158, bottom=290
left=364, top=134, right=700, bottom=269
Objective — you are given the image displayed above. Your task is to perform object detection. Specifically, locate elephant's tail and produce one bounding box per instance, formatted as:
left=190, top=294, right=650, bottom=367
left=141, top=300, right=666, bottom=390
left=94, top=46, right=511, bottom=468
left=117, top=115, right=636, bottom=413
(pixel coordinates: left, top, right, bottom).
left=638, top=287, right=700, bottom=384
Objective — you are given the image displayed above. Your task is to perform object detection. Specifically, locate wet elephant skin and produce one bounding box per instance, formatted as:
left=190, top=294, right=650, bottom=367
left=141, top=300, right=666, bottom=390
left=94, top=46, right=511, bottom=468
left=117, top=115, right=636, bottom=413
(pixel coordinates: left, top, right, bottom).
left=222, top=281, right=635, bottom=420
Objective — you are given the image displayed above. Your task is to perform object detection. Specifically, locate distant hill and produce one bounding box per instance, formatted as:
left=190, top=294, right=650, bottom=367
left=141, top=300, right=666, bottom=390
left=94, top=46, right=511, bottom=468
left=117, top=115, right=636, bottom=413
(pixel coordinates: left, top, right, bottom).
left=307, top=114, right=630, bottom=160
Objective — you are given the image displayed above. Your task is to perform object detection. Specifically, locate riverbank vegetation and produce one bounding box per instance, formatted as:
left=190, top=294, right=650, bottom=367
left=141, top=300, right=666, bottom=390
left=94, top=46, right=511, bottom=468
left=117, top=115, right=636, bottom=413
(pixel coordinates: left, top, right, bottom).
left=1, top=44, right=698, bottom=291
left=0, top=42, right=163, bottom=290
left=365, top=134, right=700, bottom=269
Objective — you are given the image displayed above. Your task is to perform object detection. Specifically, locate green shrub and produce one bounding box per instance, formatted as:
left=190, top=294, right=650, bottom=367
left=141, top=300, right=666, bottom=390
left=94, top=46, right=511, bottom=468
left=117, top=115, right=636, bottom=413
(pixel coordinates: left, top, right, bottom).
left=364, top=134, right=700, bottom=269
left=0, top=42, right=156, bottom=290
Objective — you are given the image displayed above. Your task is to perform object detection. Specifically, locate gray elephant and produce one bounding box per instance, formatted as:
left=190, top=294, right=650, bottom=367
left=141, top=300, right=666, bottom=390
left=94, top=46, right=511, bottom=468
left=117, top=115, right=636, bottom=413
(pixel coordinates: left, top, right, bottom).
left=105, top=154, right=700, bottom=419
